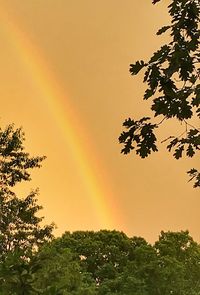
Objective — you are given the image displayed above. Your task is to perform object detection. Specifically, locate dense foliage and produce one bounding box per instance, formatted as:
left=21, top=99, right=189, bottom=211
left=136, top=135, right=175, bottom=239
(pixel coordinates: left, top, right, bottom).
left=1, top=1, right=200, bottom=293
left=119, top=0, right=200, bottom=187
left=11, top=229, right=200, bottom=295
left=0, top=124, right=54, bottom=294
left=0, top=126, right=199, bottom=294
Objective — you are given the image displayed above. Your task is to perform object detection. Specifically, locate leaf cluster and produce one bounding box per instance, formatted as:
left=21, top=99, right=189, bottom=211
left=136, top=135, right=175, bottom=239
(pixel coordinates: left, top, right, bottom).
left=167, top=128, right=200, bottom=159
left=0, top=125, right=45, bottom=188
left=119, top=117, right=158, bottom=158
left=120, top=0, right=200, bottom=186
left=188, top=168, right=200, bottom=188
left=26, top=230, right=200, bottom=295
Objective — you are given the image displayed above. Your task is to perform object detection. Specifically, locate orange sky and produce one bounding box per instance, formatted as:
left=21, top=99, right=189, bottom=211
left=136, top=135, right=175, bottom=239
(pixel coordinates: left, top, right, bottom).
left=0, top=0, right=199, bottom=243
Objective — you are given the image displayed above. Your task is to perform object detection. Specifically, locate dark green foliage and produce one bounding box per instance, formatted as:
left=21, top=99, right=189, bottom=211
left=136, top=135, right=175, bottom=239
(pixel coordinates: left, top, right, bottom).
left=119, top=117, right=158, bottom=158
left=188, top=168, right=200, bottom=188
left=130, top=60, right=146, bottom=75
left=0, top=125, right=54, bottom=259
left=33, top=244, right=96, bottom=294
left=0, top=124, right=54, bottom=294
left=167, top=128, right=200, bottom=159
left=47, top=230, right=149, bottom=294
left=119, top=0, right=200, bottom=187
left=56, top=230, right=132, bottom=284
left=36, top=230, right=200, bottom=295
left=2, top=227, right=199, bottom=294
left=153, top=230, right=200, bottom=295
left=0, top=124, right=45, bottom=189
left=0, top=249, right=39, bottom=295
left=0, top=189, right=54, bottom=260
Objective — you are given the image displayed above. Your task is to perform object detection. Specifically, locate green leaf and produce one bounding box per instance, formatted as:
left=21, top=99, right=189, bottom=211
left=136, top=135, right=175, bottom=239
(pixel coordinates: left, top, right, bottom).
left=123, top=118, right=134, bottom=128
left=152, top=0, right=161, bottom=4
left=144, top=88, right=155, bottom=100
left=174, top=146, right=184, bottom=159
left=157, top=26, right=171, bottom=35
left=130, top=60, right=145, bottom=75
left=186, top=145, right=195, bottom=157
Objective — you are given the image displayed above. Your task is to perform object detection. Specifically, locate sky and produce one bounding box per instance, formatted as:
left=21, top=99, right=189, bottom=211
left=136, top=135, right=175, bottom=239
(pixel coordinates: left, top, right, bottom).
left=0, top=0, right=199, bottom=243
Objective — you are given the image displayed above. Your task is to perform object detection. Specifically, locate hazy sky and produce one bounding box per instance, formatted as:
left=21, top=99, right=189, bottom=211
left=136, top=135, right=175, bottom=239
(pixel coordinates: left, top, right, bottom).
left=0, top=0, right=199, bottom=243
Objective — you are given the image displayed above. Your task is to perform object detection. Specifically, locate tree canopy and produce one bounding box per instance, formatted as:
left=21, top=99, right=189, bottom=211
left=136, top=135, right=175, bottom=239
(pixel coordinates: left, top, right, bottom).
left=31, top=229, right=200, bottom=295
left=1, top=0, right=200, bottom=293
left=0, top=126, right=200, bottom=294
left=119, top=0, right=200, bottom=187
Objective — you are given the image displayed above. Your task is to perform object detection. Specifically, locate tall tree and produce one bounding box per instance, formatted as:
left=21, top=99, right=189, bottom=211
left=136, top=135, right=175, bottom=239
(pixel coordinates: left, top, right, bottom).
left=119, top=0, right=200, bottom=187
left=153, top=230, right=200, bottom=295
left=0, top=124, right=54, bottom=294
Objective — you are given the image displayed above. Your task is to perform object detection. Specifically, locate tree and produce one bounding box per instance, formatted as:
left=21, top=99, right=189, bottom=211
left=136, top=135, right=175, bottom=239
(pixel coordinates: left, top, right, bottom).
left=0, top=124, right=54, bottom=258
left=39, top=229, right=200, bottom=294
left=153, top=230, right=200, bottom=295
left=0, top=124, right=54, bottom=294
left=0, top=124, right=44, bottom=190
left=0, top=189, right=53, bottom=261
left=33, top=242, right=97, bottom=295
left=56, top=230, right=133, bottom=285
left=54, top=230, right=156, bottom=295
left=97, top=236, right=156, bottom=295
left=119, top=0, right=200, bottom=187
left=0, top=249, right=40, bottom=295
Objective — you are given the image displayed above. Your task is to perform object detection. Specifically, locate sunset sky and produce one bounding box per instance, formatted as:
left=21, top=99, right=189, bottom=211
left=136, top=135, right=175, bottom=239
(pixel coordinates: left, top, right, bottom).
left=0, top=0, right=199, bottom=243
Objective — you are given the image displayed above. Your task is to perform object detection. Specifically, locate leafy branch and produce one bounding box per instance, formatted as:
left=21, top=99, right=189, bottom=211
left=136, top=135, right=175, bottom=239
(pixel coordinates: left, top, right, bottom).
left=119, top=0, right=200, bottom=187
left=119, top=117, right=158, bottom=158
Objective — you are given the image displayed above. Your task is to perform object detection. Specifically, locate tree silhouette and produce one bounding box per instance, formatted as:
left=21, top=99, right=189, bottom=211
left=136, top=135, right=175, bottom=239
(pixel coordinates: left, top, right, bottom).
left=0, top=124, right=54, bottom=294
left=119, top=0, right=200, bottom=187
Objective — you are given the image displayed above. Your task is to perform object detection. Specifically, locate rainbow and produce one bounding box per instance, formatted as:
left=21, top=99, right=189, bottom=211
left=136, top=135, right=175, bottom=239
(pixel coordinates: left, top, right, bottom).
left=0, top=4, right=122, bottom=230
